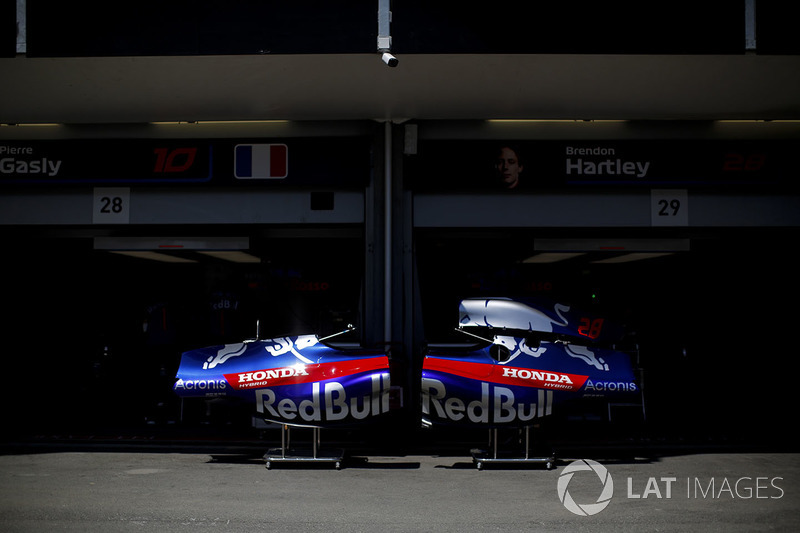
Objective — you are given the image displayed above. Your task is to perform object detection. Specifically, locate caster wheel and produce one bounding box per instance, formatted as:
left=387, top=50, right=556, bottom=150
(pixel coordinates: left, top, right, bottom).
left=265, top=462, right=272, bottom=470
left=335, top=461, right=342, bottom=470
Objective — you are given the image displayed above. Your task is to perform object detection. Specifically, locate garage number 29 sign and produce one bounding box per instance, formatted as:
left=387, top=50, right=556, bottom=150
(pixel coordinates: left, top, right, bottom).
left=93, top=187, right=130, bottom=224
left=651, top=189, right=688, bottom=226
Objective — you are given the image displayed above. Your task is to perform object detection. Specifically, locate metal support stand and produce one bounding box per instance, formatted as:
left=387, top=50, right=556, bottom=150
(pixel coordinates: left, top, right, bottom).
left=264, top=425, right=345, bottom=470
left=470, top=427, right=555, bottom=470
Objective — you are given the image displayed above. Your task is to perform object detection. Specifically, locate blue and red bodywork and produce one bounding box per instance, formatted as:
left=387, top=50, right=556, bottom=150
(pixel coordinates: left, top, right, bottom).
left=421, top=298, right=639, bottom=428
left=174, top=335, right=391, bottom=428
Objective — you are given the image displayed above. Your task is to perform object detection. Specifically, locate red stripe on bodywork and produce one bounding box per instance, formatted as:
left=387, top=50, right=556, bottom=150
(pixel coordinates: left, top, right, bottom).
left=224, top=357, right=389, bottom=390
left=424, top=357, right=588, bottom=392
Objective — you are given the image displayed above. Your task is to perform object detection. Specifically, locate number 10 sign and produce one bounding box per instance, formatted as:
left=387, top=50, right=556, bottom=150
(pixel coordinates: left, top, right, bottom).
left=651, top=189, right=688, bottom=227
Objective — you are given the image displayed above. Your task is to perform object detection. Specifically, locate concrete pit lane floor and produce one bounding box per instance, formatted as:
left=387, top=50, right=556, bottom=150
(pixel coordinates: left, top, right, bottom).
left=0, top=448, right=798, bottom=532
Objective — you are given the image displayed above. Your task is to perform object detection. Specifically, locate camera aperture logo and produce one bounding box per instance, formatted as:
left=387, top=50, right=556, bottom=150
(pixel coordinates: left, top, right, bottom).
left=557, top=459, right=614, bottom=516
left=557, top=459, right=786, bottom=517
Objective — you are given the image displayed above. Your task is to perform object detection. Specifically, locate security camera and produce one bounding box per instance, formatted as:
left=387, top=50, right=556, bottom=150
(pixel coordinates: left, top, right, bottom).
left=381, top=52, right=399, bottom=67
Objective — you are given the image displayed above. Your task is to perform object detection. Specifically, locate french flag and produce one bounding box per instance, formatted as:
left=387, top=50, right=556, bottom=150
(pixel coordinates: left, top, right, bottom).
left=234, top=144, right=288, bottom=179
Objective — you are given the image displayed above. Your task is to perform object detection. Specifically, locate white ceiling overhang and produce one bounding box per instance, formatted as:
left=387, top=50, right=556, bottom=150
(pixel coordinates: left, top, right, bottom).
left=2, top=53, right=799, bottom=124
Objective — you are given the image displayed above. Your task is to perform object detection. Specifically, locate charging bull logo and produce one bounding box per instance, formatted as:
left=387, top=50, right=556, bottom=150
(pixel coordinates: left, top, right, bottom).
left=263, top=335, right=319, bottom=364
left=565, top=344, right=609, bottom=371
left=203, top=343, right=248, bottom=369
left=459, top=299, right=570, bottom=332
left=203, top=335, right=320, bottom=370
left=489, top=336, right=610, bottom=372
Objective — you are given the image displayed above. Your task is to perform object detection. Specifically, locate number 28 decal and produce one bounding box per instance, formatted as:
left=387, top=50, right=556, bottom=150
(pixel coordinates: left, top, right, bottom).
left=722, top=153, right=766, bottom=172
left=578, top=318, right=604, bottom=339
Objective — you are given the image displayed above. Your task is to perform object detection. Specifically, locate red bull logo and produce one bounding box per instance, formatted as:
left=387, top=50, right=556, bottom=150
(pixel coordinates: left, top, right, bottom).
left=421, top=378, right=554, bottom=425
left=256, top=373, right=391, bottom=424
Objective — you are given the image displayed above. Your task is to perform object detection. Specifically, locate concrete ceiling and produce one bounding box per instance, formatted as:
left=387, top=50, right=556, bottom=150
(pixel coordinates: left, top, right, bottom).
left=1, top=52, right=800, bottom=124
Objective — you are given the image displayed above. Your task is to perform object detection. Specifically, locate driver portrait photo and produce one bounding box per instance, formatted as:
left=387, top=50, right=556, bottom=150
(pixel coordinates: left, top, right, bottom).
left=493, top=144, right=525, bottom=189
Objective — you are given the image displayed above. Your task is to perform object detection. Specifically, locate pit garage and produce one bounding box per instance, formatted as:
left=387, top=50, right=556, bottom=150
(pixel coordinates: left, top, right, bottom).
left=403, top=121, right=800, bottom=449
left=1, top=122, right=389, bottom=438
left=2, top=120, right=800, bottom=451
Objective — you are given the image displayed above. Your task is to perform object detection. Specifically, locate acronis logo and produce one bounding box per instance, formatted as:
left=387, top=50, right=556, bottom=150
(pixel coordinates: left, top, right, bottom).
left=584, top=379, right=638, bottom=393
left=173, top=378, right=227, bottom=395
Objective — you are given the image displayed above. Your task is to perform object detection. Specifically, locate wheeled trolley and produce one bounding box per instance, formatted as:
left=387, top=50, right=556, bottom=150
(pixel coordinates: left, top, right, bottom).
left=264, top=425, right=345, bottom=470
left=471, top=427, right=555, bottom=470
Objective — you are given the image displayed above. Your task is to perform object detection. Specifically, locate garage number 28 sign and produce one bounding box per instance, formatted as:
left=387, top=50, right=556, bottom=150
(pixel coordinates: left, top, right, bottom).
left=93, top=187, right=130, bottom=224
